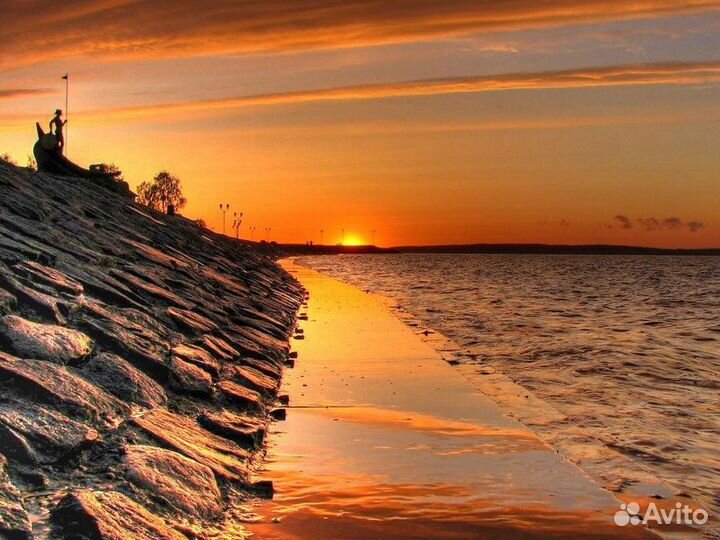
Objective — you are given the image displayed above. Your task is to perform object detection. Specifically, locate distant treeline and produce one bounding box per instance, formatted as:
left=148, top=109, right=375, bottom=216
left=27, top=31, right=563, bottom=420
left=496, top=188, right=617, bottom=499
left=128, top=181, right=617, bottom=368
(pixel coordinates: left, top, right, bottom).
left=391, top=244, right=720, bottom=256
left=276, top=244, right=397, bottom=255
left=275, top=243, right=720, bottom=256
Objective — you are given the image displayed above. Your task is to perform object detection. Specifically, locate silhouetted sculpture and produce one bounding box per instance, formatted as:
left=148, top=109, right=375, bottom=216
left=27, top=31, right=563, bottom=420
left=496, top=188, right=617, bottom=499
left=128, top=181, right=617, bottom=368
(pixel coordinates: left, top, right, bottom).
left=32, top=121, right=134, bottom=198
left=49, top=109, right=67, bottom=153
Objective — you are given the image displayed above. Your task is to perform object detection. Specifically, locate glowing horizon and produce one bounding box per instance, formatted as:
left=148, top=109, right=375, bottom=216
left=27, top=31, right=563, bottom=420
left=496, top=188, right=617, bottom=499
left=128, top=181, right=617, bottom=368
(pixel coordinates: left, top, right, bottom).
left=2, top=1, right=720, bottom=248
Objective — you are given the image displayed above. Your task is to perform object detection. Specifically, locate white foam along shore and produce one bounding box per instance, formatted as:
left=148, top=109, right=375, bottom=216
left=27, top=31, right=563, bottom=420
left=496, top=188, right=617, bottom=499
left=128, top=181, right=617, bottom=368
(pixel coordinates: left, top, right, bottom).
left=248, top=259, right=707, bottom=540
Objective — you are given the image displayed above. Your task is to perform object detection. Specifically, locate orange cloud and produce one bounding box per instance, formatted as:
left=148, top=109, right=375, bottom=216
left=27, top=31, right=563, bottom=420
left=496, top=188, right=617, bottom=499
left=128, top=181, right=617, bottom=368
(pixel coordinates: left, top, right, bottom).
left=3, top=1, right=720, bottom=68
left=0, top=88, right=54, bottom=100
left=70, top=61, right=720, bottom=121
left=1, top=60, right=717, bottom=132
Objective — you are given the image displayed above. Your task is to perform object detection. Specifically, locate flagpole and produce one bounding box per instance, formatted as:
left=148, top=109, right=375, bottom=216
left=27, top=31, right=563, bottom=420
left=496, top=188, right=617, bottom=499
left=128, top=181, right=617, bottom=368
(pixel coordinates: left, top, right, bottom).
left=64, top=74, right=69, bottom=155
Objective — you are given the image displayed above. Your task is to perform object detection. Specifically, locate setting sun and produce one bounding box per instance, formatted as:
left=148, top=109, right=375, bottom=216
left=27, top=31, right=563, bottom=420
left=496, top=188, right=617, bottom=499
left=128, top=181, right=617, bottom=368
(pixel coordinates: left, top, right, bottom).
left=342, top=234, right=365, bottom=246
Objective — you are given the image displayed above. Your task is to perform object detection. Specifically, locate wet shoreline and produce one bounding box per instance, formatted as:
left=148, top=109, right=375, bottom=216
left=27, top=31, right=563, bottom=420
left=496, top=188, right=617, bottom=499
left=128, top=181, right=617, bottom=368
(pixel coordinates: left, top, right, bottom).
left=294, top=253, right=719, bottom=537
left=247, top=259, right=698, bottom=540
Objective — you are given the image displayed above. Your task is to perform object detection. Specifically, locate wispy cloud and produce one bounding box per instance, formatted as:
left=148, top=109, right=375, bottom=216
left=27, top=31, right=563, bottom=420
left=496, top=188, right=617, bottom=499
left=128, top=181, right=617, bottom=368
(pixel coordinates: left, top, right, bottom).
left=3, top=1, right=720, bottom=68
left=71, top=61, right=720, bottom=121
left=614, top=215, right=634, bottom=229
left=638, top=217, right=705, bottom=232
left=1, top=110, right=709, bottom=136
left=0, top=88, right=54, bottom=100
left=1, top=61, right=716, bottom=132
left=613, top=215, right=705, bottom=232
left=538, top=218, right=572, bottom=228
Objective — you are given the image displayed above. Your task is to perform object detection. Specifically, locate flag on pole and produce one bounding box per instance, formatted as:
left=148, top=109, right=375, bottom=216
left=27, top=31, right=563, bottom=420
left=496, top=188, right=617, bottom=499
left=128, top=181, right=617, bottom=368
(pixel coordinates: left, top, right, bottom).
left=62, top=74, right=69, bottom=155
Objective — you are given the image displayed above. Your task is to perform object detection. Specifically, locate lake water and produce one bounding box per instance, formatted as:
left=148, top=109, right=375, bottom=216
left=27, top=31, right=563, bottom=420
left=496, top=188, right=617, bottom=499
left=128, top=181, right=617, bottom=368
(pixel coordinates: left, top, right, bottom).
left=297, top=254, right=720, bottom=516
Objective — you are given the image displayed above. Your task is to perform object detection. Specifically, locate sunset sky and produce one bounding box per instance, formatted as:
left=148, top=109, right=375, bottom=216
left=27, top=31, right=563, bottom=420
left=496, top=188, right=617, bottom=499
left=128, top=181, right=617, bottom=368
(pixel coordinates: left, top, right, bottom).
left=1, top=1, right=719, bottom=247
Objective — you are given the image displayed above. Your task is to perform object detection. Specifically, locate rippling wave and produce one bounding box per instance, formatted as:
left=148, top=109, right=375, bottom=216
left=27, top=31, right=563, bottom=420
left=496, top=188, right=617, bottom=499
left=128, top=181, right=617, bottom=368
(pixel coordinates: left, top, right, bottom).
left=298, top=254, right=720, bottom=514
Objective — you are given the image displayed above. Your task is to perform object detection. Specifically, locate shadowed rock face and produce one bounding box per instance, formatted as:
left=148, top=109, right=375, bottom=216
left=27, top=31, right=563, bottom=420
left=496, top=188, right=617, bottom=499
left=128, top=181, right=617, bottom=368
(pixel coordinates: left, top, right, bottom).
left=0, top=455, right=31, bottom=539
left=0, top=290, right=15, bottom=315
left=0, top=161, right=303, bottom=538
left=0, top=402, right=98, bottom=465
left=82, top=352, right=167, bottom=409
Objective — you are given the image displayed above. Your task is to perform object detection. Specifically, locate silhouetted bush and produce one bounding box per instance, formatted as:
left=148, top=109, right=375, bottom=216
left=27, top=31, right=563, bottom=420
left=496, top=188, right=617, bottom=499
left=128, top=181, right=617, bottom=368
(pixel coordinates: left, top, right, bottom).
left=0, top=153, right=16, bottom=166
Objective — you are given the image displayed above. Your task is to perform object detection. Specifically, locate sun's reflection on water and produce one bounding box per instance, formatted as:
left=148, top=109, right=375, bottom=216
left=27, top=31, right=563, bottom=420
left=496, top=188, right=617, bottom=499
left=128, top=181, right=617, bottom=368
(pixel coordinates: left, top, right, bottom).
left=245, top=261, right=663, bottom=540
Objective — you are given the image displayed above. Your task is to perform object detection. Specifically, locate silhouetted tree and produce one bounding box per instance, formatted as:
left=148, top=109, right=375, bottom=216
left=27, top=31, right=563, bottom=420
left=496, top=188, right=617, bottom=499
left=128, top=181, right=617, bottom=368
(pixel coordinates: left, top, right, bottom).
left=26, top=155, right=37, bottom=171
left=137, top=171, right=187, bottom=214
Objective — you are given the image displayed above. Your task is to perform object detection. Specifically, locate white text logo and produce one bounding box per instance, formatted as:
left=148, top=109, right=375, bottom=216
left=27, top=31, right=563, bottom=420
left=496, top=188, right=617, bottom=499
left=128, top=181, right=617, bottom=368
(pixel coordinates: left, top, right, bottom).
left=614, top=502, right=708, bottom=527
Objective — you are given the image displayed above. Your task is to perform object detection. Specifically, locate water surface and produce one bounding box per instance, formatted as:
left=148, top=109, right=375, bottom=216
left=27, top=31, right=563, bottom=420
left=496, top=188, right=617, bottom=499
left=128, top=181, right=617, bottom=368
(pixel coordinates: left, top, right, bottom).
left=298, top=254, right=720, bottom=515
left=249, top=261, right=663, bottom=539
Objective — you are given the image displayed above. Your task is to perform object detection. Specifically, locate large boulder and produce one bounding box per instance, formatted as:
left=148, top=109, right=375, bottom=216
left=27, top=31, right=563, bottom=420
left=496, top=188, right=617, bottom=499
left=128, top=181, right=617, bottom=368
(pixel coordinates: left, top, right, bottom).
left=0, top=352, right=126, bottom=424
left=199, top=334, right=239, bottom=362
left=198, top=410, right=265, bottom=449
left=217, top=381, right=263, bottom=413
left=168, top=357, right=213, bottom=396
left=81, top=353, right=167, bottom=409
left=123, top=445, right=222, bottom=519
left=109, top=269, right=192, bottom=310
left=52, top=490, right=185, bottom=540
left=76, top=301, right=172, bottom=382
left=12, top=261, right=83, bottom=297
left=170, top=343, right=220, bottom=377
left=166, top=307, right=217, bottom=334
left=243, top=356, right=282, bottom=379
left=0, top=315, right=93, bottom=365
left=0, top=267, right=67, bottom=324
left=228, top=365, right=279, bottom=396
left=0, top=402, right=98, bottom=464
left=131, top=408, right=249, bottom=481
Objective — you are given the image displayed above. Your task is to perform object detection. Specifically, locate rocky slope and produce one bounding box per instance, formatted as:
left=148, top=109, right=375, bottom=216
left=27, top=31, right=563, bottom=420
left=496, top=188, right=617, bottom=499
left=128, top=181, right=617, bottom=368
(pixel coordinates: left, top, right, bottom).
left=0, top=160, right=305, bottom=539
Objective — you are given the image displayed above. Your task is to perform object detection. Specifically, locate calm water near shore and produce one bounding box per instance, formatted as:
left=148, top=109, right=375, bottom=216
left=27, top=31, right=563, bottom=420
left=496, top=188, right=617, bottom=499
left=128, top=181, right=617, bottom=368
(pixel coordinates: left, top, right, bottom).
left=298, top=254, right=720, bottom=516
left=249, top=260, right=664, bottom=540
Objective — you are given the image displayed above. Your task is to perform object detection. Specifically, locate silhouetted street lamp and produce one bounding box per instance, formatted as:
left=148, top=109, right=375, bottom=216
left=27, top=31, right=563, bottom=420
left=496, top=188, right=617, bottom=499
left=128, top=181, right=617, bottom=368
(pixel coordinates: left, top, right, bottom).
left=371, top=229, right=376, bottom=245
left=219, top=203, right=230, bottom=235
left=265, top=227, right=271, bottom=241
left=320, top=229, right=324, bottom=245
left=232, top=211, right=244, bottom=239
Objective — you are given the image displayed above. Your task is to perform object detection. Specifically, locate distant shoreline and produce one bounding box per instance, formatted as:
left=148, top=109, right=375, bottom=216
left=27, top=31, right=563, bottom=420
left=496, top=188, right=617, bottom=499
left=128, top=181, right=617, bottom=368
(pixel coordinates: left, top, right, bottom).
left=276, top=242, right=720, bottom=256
